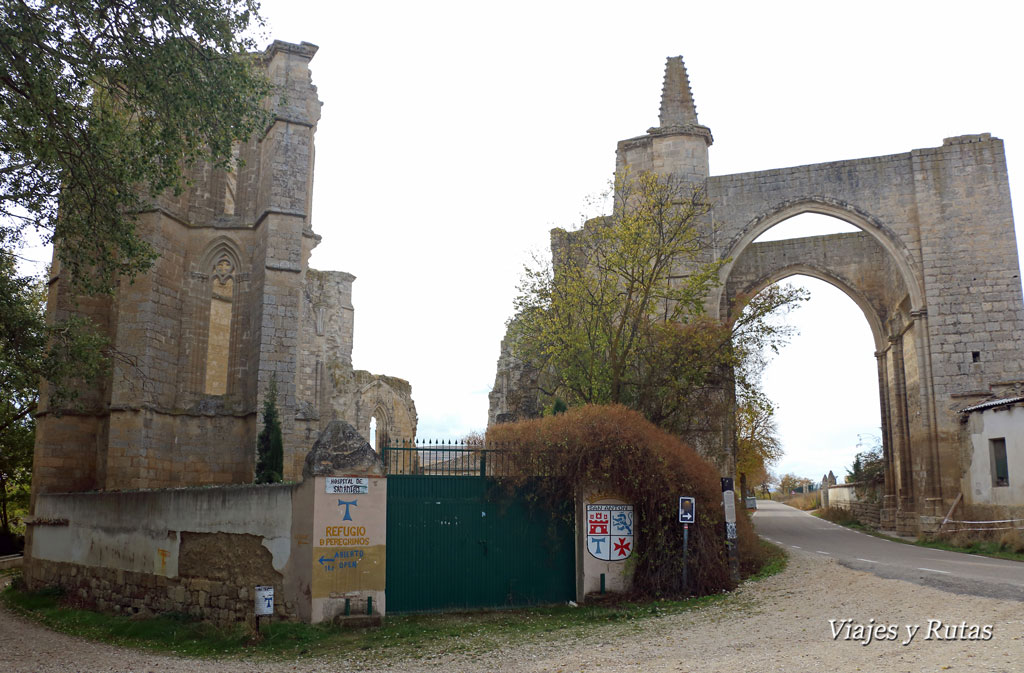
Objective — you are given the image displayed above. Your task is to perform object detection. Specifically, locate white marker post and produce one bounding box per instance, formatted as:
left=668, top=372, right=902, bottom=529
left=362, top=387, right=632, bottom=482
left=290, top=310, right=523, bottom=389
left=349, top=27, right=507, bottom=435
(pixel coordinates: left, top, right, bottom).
left=254, top=585, right=274, bottom=634
left=679, top=497, right=696, bottom=593
left=721, top=477, right=739, bottom=582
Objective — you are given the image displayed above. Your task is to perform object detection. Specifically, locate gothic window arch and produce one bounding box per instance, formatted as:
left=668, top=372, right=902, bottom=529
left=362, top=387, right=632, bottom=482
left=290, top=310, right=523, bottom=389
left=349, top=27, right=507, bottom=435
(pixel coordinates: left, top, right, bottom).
left=196, top=240, right=243, bottom=397
left=370, top=404, right=391, bottom=452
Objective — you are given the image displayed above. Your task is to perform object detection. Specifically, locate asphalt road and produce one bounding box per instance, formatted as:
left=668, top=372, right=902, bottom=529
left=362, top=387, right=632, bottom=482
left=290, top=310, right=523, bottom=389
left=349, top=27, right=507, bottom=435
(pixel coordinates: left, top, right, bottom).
left=753, top=499, right=1024, bottom=601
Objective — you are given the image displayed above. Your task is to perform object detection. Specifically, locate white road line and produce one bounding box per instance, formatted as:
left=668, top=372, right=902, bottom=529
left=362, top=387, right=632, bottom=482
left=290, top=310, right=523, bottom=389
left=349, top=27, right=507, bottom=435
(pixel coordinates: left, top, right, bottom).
left=816, top=551, right=831, bottom=555
left=791, top=545, right=801, bottom=549
left=917, top=567, right=951, bottom=574
left=856, top=558, right=879, bottom=564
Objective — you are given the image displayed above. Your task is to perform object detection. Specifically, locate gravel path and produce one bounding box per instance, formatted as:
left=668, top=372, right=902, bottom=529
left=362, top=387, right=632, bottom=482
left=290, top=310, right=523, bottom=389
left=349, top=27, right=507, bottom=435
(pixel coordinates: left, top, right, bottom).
left=3, top=551, right=1022, bottom=672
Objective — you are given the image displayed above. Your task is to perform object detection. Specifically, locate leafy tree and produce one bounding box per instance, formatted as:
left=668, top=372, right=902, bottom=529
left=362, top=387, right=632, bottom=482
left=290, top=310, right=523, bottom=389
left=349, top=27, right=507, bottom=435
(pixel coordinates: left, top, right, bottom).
left=846, top=433, right=884, bottom=499
left=757, top=471, right=779, bottom=498
left=255, top=376, right=283, bottom=483
left=779, top=472, right=814, bottom=494
left=511, top=169, right=718, bottom=406
left=735, top=391, right=783, bottom=498
left=1, top=250, right=106, bottom=548
left=509, top=169, right=806, bottom=450
left=1, top=0, right=270, bottom=293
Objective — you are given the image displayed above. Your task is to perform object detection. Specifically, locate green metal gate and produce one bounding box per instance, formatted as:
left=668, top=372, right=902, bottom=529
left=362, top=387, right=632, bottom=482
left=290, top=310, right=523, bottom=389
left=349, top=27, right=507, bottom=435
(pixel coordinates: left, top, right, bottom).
left=384, top=446, right=575, bottom=614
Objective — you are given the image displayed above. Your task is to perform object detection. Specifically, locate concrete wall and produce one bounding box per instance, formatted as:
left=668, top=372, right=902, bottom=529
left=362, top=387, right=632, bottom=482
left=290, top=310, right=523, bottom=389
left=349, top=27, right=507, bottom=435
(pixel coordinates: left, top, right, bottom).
left=827, top=484, right=859, bottom=508
left=25, top=483, right=312, bottom=624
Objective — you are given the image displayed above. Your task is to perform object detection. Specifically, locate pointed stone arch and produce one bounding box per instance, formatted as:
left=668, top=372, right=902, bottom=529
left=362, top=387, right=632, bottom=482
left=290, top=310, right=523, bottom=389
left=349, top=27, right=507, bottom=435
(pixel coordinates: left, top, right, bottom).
left=710, top=197, right=925, bottom=320
left=728, top=262, right=887, bottom=353
left=188, top=237, right=247, bottom=399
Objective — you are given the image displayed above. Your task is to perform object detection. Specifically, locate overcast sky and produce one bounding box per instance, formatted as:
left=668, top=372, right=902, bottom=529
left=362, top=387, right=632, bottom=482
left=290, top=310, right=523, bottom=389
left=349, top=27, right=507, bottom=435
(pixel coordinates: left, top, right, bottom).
left=15, top=2, right=1012, bottom=482
left=248, top=0, right=1024, bottom=483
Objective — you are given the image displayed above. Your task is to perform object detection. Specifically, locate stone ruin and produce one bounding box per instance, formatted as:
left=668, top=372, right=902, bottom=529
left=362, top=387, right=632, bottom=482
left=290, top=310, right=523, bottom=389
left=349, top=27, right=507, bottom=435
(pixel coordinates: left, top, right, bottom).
left=489, top=56, right=1024, bottom=534
left=31, top=41, right=416, bottom=495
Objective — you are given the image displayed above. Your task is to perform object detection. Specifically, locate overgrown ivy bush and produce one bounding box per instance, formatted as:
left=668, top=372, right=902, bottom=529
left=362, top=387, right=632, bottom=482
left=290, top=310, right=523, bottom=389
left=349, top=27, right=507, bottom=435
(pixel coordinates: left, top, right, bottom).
left=487, top=404, right=763, bottom=598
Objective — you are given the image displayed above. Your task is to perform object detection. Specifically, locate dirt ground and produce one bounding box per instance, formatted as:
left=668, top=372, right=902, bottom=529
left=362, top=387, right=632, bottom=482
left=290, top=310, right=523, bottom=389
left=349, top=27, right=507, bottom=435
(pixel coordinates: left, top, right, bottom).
left=2, top=551, right=1022, bottom=673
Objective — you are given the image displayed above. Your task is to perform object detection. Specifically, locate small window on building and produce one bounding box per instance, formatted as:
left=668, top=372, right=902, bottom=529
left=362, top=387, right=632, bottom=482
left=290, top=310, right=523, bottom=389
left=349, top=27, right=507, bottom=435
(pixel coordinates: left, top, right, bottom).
left=991, top=438, right=1009, bottom=487
left=972, top=351, right=981, bottom=363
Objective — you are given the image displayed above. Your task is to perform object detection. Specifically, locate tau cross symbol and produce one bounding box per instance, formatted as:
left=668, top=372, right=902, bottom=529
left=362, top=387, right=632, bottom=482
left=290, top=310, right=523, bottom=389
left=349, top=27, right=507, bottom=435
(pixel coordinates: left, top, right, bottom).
left=338, top=499, right=358, bottom=521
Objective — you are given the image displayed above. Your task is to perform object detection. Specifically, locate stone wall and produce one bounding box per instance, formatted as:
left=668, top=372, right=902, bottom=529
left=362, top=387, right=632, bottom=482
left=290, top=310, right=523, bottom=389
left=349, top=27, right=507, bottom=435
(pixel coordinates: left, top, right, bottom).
left=825, top=484, right=882, bottom=527
left=487, top=334, right=543, bottom=426
left=27, top=553, right=291, bottom=624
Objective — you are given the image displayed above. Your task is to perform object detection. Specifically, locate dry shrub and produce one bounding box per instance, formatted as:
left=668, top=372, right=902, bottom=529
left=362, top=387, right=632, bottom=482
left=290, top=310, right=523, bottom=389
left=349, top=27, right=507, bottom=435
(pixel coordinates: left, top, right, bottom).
left=487, top=404, right=756, bottom=598
left=998, top=529, right=1024, bottom=554
left=781, top=491, right=820, bottom=511
left=818, top=506, right=859, bottom=526
left=944, top=530, right=982, bottom=548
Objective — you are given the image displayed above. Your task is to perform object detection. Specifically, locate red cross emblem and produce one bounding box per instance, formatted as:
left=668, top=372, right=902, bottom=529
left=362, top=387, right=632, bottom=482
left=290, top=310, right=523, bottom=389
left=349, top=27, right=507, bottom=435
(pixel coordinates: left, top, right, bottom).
left=614, top=537, right=631, bottom=557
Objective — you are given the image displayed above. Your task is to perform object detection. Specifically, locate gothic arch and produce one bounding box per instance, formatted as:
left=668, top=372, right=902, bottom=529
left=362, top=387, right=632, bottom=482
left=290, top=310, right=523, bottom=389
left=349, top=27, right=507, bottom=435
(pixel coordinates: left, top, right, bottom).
left=713, top=201, right=941, bottom=524
left=197, top=237, right=243, bottom=276
left=710, top=198, right=926, bottom=319
left=728, top=262, right=887, bottom=353
left=369, top=403, right=391, bottom=452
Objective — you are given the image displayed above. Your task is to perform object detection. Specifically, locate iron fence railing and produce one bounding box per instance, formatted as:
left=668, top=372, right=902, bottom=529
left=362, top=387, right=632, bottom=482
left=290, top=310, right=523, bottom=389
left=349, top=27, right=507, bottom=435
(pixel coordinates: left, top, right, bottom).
left=382, top=441, right=543, bottom=477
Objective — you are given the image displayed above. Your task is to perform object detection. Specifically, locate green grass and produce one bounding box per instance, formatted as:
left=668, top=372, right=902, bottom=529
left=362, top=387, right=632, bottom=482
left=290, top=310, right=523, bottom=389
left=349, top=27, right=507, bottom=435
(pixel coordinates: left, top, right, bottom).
left=1, top=544, right=788, bottom=662
left=749, top=540, right=788, bottom=580
left=911, top=536, right=1024, bottom=563
left=812, top=509, right=1024, bottom=563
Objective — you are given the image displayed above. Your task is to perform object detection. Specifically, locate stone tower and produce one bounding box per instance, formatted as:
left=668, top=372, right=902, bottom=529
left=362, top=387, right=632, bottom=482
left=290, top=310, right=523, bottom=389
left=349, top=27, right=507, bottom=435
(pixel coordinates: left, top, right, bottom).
left=616, top=56, right=713, bottom=185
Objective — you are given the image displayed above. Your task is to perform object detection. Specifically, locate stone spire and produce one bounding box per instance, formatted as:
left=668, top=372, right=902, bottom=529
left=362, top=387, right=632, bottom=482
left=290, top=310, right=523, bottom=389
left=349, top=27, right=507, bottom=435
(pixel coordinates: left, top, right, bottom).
left=659, top=56, right=699, bottom=127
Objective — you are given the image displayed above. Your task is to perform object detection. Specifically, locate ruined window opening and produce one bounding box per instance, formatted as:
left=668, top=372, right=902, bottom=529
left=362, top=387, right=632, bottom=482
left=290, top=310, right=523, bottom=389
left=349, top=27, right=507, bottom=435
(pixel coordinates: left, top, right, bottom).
left=204, top=257, right=235, bottom=395
left=972, top=351, right=981, bottom=363
left=316, top=307, right=326, bottom=336
left=369, top=416, right=378, bottom=452
left=991, top=438, right=1009, bottom=487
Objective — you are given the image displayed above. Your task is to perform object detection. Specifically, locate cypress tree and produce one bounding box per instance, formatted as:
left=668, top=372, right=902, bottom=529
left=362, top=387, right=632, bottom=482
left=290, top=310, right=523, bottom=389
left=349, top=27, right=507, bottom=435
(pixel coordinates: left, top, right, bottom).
left=255, top=376, right=284, bottom=483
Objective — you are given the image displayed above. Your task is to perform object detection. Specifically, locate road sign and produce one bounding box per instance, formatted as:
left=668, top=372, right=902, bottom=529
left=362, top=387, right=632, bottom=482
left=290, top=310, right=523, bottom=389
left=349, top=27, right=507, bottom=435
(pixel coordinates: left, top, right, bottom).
left=678, top=496, right=696, bottom=524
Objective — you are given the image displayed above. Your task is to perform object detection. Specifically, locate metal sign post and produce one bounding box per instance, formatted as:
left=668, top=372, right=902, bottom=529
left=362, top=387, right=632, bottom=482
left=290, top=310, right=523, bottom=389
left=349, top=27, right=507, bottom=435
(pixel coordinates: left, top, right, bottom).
left=678, top=496, right=696, bottom=595
left=682, top=523, right=689, bottom=594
